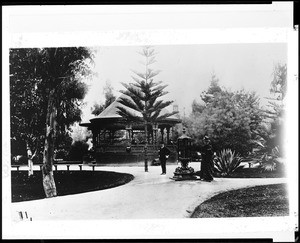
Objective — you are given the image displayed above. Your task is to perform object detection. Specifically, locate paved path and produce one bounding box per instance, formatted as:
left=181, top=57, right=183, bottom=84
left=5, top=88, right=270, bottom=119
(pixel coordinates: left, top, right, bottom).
left=11, top=162, right=287, bottom=221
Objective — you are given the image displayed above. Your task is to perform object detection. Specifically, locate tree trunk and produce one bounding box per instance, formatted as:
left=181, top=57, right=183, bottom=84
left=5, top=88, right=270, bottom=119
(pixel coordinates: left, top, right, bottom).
left=42, top=90, right=57, bottom=197
left=26, top=144, right=33, bottom=177
left=144, top=122, right=148, bottom=172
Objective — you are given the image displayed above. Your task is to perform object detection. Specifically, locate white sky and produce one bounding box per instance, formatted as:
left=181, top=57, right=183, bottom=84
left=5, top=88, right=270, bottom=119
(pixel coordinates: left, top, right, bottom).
left=82, top=43, right=287, bottom=121
left=3, top=3, right=292, bottom=123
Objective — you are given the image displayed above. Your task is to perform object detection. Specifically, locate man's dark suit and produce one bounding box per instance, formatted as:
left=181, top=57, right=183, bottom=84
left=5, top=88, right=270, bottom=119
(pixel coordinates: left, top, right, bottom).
left=159, top=145, right=170, bottom=174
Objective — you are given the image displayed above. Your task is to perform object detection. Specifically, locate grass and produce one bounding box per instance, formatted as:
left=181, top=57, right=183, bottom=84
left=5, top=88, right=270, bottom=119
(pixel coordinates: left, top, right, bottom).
left=11, top=170, right=134, bottom=202
left=212, top=165, right=286, bottom=178
left=191, top=183, right=289, bottom=218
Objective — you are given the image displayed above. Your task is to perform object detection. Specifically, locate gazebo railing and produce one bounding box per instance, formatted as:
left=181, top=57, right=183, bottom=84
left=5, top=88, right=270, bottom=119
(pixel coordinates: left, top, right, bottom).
left=95, top=144, right=159, bottom=153
left=94, top=144, right=177, bottom=163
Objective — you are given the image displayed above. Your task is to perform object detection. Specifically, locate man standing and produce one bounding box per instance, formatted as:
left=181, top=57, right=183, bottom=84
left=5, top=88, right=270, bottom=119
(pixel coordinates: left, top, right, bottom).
left=199, top=136, right=214, bottom=182
left=159, top=142, right=170, bottom=175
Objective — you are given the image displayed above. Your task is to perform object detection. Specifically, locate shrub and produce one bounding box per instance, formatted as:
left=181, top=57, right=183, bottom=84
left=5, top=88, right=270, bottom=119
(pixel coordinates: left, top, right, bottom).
left=12, top=155, right=28, bottom=165
left=258, top=146, right=282, bottom=172
left=55, top=149, right=68, bottom=160
left=247, top=143, right=283, bottom=172
left=67, top=141, right=89, bottom=161
left=213, top=149, right=243, bottom=176
left=259, top=153, right=276, bottom=172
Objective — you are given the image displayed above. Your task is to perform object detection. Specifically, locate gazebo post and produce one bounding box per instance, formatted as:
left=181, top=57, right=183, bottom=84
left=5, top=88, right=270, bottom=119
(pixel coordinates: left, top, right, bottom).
left=153, top=123, right=158, bottom=148
left=130, top=129, right=133, bottom=141
left=111, top=130, right=115, bottom=144
left=166, top=127, right=170, bottom=145
left=160, top=127, right=165, bottom=143
left=125, top=123, right=132, bottom=142
left=92, top=128, right=97, bottom=147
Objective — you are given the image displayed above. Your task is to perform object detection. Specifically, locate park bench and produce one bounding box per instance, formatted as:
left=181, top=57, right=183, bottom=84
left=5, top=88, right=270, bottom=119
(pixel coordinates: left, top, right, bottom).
left=88, top=163, right=97, bottom=171
left=53, top=163, right=97, bottom=171
left=64, top=163, right=96, bottom=171
left=11, top=165, right=21, bottom=171
left=12, top=162, right=98, bottom=171
left=55, top=161, right=83, bottom=171
left=42, top=163, right=82, bottom=171
left=62, top=163, right=98, bottom=171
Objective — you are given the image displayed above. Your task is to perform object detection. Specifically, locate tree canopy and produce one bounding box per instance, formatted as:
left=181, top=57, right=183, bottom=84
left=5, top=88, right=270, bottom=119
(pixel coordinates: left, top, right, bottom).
left=91, top=80, right=116, bottom=116
left=116, top=46, right=178, bottom=128
left=10, top=47, right=93, bottom=155
left=255, top=63, right=287, bottom=156
left=192, top=73, right=222, bottom=114
left=186, top=75, right=264, bottom=156
left=10, top=47, right=94, bottom=197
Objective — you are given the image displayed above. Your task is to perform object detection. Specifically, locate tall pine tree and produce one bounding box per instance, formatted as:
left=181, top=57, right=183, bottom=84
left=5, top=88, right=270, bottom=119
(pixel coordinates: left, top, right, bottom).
left=116, top=46, right=178, bottom=171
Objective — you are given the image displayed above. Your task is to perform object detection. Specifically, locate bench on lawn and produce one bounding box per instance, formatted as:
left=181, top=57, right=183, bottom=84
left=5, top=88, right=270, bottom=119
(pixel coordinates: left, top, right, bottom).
left=60, top=163, right=97, bottom=171
left=12, top=163, right=98, bottom=171
left=11, top=165, right=21, bottom=171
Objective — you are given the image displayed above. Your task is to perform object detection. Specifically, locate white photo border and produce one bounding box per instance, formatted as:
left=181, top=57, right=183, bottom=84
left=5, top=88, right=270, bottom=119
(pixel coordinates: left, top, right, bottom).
left=2, top=3, right=298, bottom=241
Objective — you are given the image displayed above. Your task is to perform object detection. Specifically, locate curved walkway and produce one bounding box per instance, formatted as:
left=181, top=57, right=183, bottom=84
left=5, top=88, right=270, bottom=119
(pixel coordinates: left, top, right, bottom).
left=11, top=162, right=287, bottom=221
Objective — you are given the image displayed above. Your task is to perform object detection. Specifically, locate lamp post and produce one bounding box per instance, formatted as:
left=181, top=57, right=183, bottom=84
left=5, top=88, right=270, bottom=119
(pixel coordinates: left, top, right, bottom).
left=171, top=128, right=197, bottom=181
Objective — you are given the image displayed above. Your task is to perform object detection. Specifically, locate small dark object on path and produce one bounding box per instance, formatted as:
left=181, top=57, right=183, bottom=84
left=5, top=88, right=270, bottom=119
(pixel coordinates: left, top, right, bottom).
left=151, top=159, right=160, bottom=166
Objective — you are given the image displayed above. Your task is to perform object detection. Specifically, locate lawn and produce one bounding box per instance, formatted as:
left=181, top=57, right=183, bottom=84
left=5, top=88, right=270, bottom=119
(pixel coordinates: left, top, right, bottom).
left=11, top=170, right=134, bottom=202
left=211, top=163, right=286, bottom=178
left=191, top=183, right=289, bottom=218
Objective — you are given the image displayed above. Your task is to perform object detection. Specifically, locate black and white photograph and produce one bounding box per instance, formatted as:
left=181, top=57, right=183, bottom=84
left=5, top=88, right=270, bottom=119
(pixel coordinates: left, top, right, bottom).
left=2, top=3, right=298, bottom=241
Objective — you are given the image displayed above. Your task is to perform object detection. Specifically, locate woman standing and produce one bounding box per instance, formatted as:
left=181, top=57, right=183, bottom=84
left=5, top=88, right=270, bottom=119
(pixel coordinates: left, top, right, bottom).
left=199, top=136, right=214, bottom=182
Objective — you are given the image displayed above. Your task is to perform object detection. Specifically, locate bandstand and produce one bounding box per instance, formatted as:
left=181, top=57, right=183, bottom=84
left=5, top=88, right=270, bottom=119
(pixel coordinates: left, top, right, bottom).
left=80, top=95, right=181, bottom=164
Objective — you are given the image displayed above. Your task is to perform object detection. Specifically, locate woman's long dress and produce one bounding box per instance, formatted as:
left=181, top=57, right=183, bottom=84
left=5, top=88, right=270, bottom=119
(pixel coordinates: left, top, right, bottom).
left=200, top=144, right=214, bottom=181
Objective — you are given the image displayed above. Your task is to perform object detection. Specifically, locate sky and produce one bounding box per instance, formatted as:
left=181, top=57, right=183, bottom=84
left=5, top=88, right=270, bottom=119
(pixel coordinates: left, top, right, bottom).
left=81, top=43, right=287, bottom=121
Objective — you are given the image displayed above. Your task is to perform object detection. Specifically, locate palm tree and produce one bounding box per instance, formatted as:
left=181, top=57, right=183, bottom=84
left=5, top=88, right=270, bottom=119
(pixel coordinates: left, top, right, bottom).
left=116, top=46, right=178, bottom=172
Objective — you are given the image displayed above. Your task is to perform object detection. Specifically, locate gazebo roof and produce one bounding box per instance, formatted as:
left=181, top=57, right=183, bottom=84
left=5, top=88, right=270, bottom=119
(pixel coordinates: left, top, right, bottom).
left=92, top=95, right=180, bottom=121
left=80, top=95, right=181, bottom=128
left=91, top=95, right=141, bottom=120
